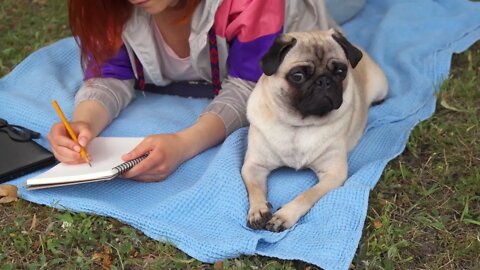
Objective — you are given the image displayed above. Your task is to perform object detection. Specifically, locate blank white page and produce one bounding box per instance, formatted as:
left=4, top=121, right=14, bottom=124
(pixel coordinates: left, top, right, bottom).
left=26, top=137, right=143, bottom=186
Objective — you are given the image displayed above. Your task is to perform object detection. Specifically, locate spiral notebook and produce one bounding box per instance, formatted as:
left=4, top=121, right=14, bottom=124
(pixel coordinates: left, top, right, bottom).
left=25, top=137, right=145, bottom=190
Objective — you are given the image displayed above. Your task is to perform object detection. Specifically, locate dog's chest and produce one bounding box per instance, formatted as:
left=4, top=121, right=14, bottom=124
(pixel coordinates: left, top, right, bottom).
left=263, top=123, right=339, bottom=169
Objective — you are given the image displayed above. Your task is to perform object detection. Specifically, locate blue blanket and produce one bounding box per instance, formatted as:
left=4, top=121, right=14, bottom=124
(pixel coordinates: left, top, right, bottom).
left=1, top=0, right=479, bottom=269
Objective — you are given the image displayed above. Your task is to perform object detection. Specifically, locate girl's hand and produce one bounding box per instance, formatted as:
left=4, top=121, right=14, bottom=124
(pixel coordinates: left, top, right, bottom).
left=121, top=133, right=188, bottom=182
left=47, top=121, right=94, bottom=164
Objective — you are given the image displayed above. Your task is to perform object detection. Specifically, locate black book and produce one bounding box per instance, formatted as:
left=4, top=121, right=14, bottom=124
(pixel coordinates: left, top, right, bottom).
left=0, top=132, right=56, bottom=183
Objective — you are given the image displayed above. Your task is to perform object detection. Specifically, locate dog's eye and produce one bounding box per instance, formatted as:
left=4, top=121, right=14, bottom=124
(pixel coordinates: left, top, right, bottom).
left=335, top=67, right=345, bottom=76
left=289, top=71, right=306, bottom=83
left=331, top=62, right=348, bottom=79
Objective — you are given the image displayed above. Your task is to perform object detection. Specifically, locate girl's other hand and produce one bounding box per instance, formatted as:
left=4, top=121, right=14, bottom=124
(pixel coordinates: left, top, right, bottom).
left=121, top=133, right=188, bottom=182
left=47, top=121, right=93, bottom=164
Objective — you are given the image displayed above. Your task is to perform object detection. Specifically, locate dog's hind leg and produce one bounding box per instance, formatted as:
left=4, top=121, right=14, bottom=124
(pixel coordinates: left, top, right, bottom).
left=366, top=59, right=389, bottom=105
left=356, top=49, right=389, bottom=105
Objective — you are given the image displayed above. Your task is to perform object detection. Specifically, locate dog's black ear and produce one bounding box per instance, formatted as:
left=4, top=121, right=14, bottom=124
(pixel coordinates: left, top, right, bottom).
left=260, top=36, right=297, bottom=76
left=332, top=31, right=363, bottom=68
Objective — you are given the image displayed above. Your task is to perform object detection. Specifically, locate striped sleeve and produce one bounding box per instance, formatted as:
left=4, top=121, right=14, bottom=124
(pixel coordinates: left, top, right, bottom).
left=214, top=0, right=285, bottom=82
left=84, top=45, right=135, bottom=81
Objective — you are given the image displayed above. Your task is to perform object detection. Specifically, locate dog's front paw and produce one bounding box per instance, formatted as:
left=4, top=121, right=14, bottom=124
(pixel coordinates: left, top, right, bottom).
left=247, top=202, right=272, bottom=229
left=265, top=208, right=297, bottom=232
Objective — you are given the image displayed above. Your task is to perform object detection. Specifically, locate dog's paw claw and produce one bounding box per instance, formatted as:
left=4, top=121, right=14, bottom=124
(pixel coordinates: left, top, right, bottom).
left=265, top=210, right=294, bottom=232
left=265, top=216, right=287, bottom=232
left=247, top=202, right=272, bottom=229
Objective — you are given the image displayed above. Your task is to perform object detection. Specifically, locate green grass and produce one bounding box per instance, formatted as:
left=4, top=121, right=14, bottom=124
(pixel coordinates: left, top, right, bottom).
left=353, top=46, right=480, bottom=269
left=0, top=0, right=69, bottom=75
left=1, top=1, right=479, bottom=269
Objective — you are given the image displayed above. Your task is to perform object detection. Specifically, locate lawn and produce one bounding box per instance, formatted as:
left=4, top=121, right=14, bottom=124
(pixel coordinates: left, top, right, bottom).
left=1, top=1, right=479, bottom=269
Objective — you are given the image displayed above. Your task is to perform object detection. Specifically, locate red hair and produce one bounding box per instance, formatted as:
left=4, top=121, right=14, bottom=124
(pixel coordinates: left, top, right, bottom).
left=68, top=0, right=200, bottom=74
left=69, top=0, right=133, bottom=73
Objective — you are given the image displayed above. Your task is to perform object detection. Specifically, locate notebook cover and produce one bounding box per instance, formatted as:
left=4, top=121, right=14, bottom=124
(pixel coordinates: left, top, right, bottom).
left=0, top=132, right=57, bottom=183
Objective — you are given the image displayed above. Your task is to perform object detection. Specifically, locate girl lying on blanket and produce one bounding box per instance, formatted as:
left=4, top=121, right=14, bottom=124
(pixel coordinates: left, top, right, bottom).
left=48, top=0, right=365, bottom=182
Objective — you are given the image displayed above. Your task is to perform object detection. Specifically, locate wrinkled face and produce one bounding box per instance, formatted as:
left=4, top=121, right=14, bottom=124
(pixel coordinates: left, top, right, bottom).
left=286, top=47, right=348, bottom=117
left=128, top=0, right=180, bottom=14
left=260, top=30, right=363, bottom=118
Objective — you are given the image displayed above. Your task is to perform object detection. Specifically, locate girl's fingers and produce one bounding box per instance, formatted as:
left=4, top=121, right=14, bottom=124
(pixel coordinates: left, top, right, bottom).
left=49, top=123, right=80, bottom=151
left=52, top=145, right=85, bottom=164
left=48, top=121, right=94, bottom=164
left=126, top=174, right=166, bottom=182
left=122, top=155, right=155, bottom=178
left=53, top=135, right=81, bottom=152
left=121, top=140, right=154, bottom=177
left=122, top=140, right=152, bottom=161
left=75, top=126, right=92, bottom=147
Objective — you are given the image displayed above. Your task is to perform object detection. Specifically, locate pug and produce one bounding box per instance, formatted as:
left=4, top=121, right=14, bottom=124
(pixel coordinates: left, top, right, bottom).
left=241, top=29, right=388, bottom=232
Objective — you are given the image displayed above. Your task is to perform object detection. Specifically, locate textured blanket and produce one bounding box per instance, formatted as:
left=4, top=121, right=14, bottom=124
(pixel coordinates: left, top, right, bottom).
left=1, top=0, right=479, bottom=269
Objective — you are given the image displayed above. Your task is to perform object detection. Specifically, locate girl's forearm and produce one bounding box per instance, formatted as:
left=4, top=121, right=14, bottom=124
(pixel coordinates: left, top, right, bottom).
left=177, top=113, right=226, bottom=160
left=72, top=100, right=111, bottom=137
left=72, top=103, right=226, bottom=160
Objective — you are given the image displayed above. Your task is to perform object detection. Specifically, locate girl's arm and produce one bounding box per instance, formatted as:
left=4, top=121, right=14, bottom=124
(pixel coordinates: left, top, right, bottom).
left=202, top=77, right=256, bottom=136
left=48, top=78, right=134, bottom=164
left=177, top=112, right=226, bottom=160
left=72, top=100, right=111, bottom=139
left=75, top=78, right=136, bottom=124
left=120, top=112, right=226, bottom=181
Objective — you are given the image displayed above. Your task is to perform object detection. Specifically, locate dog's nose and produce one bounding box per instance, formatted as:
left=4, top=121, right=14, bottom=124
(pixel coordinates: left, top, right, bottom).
left=315, top=76, right=332, bottom=90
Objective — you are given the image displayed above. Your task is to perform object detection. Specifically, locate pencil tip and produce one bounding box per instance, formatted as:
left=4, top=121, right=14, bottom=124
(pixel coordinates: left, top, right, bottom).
left=88, top=162, right=92, bottom=167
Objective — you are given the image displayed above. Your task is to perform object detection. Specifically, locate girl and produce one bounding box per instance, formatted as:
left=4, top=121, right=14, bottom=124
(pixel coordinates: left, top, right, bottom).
left=48, top=0, right=365, bottom=182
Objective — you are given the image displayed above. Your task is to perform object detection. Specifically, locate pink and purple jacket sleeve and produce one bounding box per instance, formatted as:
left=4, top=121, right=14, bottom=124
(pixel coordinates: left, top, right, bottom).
left=83, top=45, right=135, bottom=80
left=214, top=0, right=285, bottom=82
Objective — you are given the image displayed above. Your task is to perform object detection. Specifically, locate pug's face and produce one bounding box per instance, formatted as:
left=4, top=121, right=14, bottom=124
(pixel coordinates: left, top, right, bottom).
left=260, top=30, right=363, bottom=118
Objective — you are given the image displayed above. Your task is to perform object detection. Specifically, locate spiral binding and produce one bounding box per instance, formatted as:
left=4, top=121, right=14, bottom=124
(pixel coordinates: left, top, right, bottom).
left=113, top=154, right=148, bottom=174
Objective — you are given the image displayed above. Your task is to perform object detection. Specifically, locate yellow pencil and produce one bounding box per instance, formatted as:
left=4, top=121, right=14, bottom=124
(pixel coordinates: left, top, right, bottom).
left=52, top=100, right=92, bottom=166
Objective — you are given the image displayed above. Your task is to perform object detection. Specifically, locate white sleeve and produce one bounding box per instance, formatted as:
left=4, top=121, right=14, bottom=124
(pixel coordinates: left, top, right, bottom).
left=74, top=78, right=136, bottom=122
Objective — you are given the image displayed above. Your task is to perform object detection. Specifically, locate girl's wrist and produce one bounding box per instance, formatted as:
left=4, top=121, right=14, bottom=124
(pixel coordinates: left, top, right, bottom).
left=176, top=113, right=226, bottom=160
left=73, top=100, right=110, bottom=137
left=175, top=131, right=198, bottom=162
